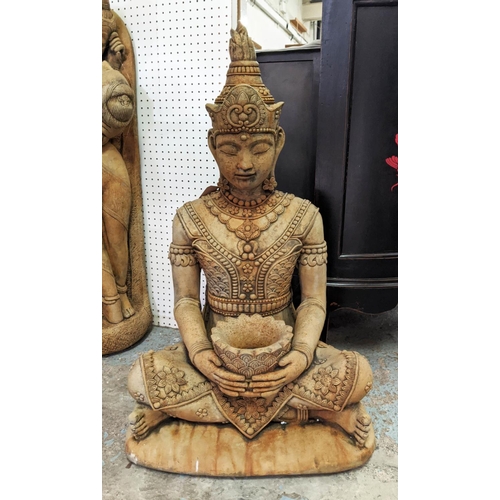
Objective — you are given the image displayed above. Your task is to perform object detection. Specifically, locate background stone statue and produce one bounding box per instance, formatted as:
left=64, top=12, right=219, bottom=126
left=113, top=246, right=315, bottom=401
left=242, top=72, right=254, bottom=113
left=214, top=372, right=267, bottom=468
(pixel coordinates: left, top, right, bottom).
left=102, top=1, right=152, bottom=354
left=125, top=23, right=375, bottom=476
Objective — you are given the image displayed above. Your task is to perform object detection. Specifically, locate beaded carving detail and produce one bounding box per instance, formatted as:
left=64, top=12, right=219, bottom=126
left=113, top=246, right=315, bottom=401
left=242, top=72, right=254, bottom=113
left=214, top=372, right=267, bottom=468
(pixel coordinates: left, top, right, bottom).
left=169, top=244, right=198, bottom=267
left=211, top=383, right=293, bottom=439
left=180, top=195, right=313, bottom=316
left=204, top=190, right=293, bottom=259
left=206, top=189, right=292, bottom=221
left=299, top=242, right=328, bottom=267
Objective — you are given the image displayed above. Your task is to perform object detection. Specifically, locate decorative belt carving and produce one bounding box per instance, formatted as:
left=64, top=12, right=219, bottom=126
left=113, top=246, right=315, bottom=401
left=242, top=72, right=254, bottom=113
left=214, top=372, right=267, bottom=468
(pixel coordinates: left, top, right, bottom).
left=207, top=290, right=292, bottom=316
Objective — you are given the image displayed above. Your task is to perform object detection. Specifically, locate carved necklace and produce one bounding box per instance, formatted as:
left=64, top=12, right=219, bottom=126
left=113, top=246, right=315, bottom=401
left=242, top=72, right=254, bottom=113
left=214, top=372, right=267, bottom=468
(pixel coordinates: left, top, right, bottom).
left=203, top=188, right=294, bottom=260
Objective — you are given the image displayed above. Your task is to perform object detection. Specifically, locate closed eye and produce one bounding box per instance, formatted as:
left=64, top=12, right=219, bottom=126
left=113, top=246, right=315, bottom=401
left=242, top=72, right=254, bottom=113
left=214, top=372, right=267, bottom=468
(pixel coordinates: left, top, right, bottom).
left=219, top=146, right=238, bottom=156
left=251, top=145, right=271, bottom=155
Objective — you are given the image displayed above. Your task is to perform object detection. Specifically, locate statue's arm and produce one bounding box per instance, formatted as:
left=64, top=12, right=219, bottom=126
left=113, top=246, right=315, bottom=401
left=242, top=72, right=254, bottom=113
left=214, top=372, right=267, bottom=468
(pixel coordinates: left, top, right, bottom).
left=292, top=212, right=328, bottom=368
left=169, top=214, right=213, bottom=363
left=170, top=214, right=247, bottom=396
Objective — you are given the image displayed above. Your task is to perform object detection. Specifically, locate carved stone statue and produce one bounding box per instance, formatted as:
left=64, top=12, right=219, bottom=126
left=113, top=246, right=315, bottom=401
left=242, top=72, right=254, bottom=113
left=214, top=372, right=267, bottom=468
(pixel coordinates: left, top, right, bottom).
left=102, top=1, right=152, bottom=354
left=126, top=23, right=375, bottom=476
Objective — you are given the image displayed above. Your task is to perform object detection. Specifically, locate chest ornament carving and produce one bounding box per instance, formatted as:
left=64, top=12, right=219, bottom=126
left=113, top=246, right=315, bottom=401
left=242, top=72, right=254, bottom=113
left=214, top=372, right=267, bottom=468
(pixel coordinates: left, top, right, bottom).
left=180, top=195, right=312, bottom=316
left=204, top=190, right=294, bottom=259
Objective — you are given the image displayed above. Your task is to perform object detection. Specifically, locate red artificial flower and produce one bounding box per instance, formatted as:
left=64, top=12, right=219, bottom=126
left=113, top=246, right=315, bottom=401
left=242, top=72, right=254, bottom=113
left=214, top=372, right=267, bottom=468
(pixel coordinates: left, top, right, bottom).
left=385, top=134, right=398, bottom=191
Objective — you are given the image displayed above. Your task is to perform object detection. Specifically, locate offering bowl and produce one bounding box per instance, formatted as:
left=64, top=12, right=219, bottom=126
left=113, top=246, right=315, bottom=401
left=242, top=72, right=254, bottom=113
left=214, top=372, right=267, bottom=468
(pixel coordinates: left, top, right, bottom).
left=211, top=314, right=293, bottom=378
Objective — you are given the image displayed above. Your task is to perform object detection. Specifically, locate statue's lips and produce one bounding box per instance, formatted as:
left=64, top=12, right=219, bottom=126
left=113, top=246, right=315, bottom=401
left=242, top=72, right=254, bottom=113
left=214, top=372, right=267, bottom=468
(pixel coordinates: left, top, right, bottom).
left=234, top=173, right=256, bottom=179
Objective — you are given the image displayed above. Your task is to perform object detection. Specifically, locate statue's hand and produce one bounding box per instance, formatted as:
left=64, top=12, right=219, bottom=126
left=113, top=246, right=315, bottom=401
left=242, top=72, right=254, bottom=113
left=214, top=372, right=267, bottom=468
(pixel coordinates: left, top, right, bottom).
left=192, top=349, right=247, bottom=397
left=249, top=350, right=308, bottom=397
left=106, top=32, right=125, bottom=70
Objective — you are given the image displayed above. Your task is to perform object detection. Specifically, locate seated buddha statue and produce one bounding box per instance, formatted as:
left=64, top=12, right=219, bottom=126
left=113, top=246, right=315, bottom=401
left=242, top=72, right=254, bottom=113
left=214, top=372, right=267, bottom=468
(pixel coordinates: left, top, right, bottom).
left=126, top=23, right=375, bottom=476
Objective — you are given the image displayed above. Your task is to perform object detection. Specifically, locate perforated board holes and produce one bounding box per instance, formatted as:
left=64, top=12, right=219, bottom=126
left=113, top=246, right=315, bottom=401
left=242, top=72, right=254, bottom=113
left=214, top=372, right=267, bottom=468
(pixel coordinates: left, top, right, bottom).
left=112, top=0, right=231, bottom=327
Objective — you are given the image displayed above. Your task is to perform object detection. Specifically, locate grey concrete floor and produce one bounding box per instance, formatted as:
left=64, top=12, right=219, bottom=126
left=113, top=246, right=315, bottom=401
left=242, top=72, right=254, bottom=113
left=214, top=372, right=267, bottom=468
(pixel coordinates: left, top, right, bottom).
left=103, top=307, right=398, bottom=500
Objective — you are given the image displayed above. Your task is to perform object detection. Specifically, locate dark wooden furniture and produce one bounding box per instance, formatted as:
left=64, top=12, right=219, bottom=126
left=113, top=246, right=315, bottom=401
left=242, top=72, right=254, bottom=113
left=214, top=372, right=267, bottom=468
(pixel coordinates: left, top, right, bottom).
left=315, top=0, right=398, bottom=330
left=257, top=46, right=321, bottom=203
left=257, top=0, right=398, bottom=337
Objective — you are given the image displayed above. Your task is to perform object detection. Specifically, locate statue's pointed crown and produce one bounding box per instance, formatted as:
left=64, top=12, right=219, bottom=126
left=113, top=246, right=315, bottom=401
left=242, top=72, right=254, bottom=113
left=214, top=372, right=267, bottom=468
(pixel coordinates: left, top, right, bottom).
left=206, top=23, right=284, bottom=135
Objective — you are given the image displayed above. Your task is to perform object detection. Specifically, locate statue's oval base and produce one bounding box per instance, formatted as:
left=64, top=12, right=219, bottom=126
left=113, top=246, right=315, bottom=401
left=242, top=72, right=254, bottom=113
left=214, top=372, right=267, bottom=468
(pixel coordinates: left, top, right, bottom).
left=125, top=419, right=375, bottom=476
left=102, top=304, right=151, bottom=355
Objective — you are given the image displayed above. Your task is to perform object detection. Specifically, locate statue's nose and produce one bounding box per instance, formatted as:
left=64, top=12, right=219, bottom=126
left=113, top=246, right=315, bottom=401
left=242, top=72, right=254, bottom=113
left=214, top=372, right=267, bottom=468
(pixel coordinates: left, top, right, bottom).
left=237, top=152, right=253, bottom=171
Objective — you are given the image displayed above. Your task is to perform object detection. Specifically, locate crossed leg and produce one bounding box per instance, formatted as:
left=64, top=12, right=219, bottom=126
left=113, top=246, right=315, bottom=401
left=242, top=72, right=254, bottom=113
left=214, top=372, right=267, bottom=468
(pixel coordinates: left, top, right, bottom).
left=127, top=360, right=168, bottom=440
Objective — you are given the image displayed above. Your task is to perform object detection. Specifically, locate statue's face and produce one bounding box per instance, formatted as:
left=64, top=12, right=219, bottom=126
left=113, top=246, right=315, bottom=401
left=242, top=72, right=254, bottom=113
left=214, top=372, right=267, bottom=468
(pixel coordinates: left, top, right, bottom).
left=209, top=131, right=284, bottom=193
left=102, top=61, right=135, bottom=143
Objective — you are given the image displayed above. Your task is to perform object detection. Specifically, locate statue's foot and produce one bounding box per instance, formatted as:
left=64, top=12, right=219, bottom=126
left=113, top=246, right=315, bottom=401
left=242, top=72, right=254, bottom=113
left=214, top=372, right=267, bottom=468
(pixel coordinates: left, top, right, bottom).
left=128, top=404, right=170, bottom=441
left=351, top=408, right=373, bottom=449
left=312, top=402, right=374, bottom=449
left=119, top=292, right=135, bottom=319
left=103, top=300, right=124, bottom=324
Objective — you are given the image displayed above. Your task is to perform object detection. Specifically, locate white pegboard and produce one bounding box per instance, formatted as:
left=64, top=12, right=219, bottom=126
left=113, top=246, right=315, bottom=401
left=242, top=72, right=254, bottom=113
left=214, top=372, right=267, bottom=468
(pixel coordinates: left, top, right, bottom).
left=110, top=0, right=233, bottom=327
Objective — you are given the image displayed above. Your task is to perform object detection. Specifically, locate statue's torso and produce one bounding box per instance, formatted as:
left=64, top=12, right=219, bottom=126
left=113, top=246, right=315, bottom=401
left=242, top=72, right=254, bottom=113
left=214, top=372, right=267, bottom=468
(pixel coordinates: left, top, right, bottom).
left=176, top=190, right=319, bottom=317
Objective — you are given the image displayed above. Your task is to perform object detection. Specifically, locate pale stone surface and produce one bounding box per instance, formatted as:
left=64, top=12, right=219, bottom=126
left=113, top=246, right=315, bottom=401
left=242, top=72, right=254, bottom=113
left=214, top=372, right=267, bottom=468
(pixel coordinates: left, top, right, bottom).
left=123, top=22, right=376, bottom=475
left=125, top=419, right=375, bottom=476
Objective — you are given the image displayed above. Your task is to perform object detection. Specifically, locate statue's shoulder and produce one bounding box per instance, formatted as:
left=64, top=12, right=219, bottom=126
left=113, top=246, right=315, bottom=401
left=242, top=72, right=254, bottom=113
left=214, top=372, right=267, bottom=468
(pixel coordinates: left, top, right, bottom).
left=289, top=193, right=318, bottom=209
left=279, top=192, right=322, bottom=241
left=174, top=194, right=215, bottom=238
left=176, top=195, right=206, bottom=214
left=281, top=192, right=320, bottom=217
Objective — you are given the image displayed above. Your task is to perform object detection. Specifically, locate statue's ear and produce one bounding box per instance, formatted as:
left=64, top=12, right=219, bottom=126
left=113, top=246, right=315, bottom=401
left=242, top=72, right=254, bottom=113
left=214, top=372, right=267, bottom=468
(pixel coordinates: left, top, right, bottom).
left=207, top=129, right=216, bottom=156
left=275, top=127, right=285, bottom=155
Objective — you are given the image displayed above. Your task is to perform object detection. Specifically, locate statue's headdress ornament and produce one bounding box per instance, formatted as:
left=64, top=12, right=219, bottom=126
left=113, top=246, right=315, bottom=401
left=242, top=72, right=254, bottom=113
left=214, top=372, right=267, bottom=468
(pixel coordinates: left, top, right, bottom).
left=206, top=23, right=284, bottom=136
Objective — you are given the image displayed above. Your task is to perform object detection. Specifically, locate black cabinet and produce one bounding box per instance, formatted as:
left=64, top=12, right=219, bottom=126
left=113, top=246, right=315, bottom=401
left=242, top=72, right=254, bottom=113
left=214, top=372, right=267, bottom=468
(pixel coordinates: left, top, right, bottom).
left=257, top=47, right=321, bottom=203
left=256, top=0, right=398, bottom=331
left=315, top=0, right=398, bottom=320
